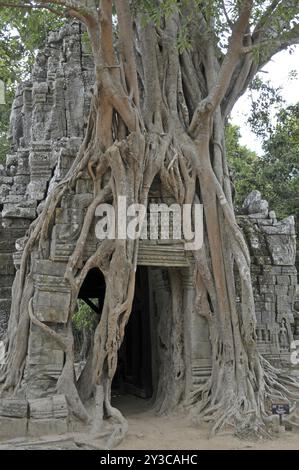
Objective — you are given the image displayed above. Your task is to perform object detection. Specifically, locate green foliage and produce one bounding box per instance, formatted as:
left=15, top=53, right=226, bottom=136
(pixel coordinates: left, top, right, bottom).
left=252, top=0, right=299, bottom=26
left=133, top=0, right=299, bottom=56
left=73, top=300, right=98, bottom=332
left=135, top=0, right=179, bottom=26
left=134, top=0, right=230, bottom=52
left=247, top=77, right=285, bottom=139
left=227, top=103, right=299, bottom=223
left=228, top=104, right=299, bottom=266
left=81, top=30, right=92, bottom=54
left=258, top=103, right=299, bottom=221
left=0, top=100, right=10, bottom=164
left=0, top=7, right=63, bottom=82
left=226, top=123, right=259, bottom=207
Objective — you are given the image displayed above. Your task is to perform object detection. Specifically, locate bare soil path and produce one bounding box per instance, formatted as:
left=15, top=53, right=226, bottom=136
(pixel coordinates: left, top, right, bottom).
left=114, top=395, right=299, bottom=450
left=0, top=395, right=298, bottom=450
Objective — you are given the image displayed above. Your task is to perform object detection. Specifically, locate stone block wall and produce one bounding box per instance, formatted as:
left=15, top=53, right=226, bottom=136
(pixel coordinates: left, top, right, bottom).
left=0, top=214, right=27, bottom=338
left=238, top=190, right=298, bottom=366
left=0, top=21, right=94, bottom=339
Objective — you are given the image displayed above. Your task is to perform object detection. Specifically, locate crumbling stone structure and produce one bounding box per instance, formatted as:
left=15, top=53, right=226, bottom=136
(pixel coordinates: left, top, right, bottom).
left=0, top=23, right=298, bottom=440
left=239, top=191, right=298, bottom=365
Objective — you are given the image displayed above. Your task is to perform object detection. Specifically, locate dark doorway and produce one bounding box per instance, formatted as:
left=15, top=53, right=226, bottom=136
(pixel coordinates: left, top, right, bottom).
left=77, top=266, right=153, bottom=400
left=113, top=266, right=153, bottom=399
left=74, top=268, right=106, bottom=364
left=78, top=267, right=106, bottom=315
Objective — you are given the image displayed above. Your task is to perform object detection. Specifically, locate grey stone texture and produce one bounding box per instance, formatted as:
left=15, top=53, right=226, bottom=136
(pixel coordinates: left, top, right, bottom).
left=0, top=394, right=69, bottom=439
left=238, top=191, right=298, bottom=366
left=0, top=22, right=93, bottom=342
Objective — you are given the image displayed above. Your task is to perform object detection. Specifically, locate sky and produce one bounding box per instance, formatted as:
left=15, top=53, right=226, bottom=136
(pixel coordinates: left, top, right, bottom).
left=231, top=46, right=299, bottom=155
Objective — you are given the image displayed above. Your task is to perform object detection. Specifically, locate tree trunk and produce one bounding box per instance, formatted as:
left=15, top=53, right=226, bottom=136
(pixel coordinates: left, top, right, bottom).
left=1, top=0, right=299, bottom=444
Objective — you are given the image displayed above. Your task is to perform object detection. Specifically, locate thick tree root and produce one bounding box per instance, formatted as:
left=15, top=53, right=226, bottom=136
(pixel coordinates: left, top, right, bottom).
left=189, top=354, right=299, bottom=438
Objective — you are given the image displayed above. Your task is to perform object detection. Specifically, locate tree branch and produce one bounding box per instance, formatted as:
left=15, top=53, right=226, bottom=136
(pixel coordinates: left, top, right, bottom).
left=0, top=0, right=96, bottom=20
left=221, top=0, right=233, bottom=29
left=99, top=0, right=115, bottom=66
left=242, top=30, right=299, bottom=54
left=189, top=0, right=253, bottom=135
left=38, top=0, right=97, bottom=20
left=41, top=0, right=84, bottom=10
left=32, top=0, right=83, bottom=11
left=252, top=0, right=299, bottom=66
left=115, top=0, right=140, bottom=108
left=223, top=18, right=299, bottom=116
left=258, top=22, right=299, bottom=68
left=252, top=0, right=282, bottom=40
left=0, top=1, right=66, bottom=16
left=88, top=0, right=138, bottom=132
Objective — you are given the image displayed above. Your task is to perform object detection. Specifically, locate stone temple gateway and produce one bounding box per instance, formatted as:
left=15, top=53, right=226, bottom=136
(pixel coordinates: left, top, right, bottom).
left=0, top=22, right=298, bottom=441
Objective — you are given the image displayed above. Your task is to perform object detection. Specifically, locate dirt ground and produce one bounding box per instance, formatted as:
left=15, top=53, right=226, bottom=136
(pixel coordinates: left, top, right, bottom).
left=113, top=395, right=299, bottom=450
left=1, top=394, right=299, bottom=450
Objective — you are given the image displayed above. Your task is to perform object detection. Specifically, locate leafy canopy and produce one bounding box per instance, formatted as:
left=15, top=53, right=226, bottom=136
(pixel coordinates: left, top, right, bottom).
left=227, top=103, right=299, bottom=223
left=73, top=300, right=98, bottom=332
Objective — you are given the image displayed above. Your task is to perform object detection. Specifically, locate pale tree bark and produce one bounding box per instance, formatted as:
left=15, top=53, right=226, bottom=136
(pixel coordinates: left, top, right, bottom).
left=1, top=0, right=299, bottom=443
